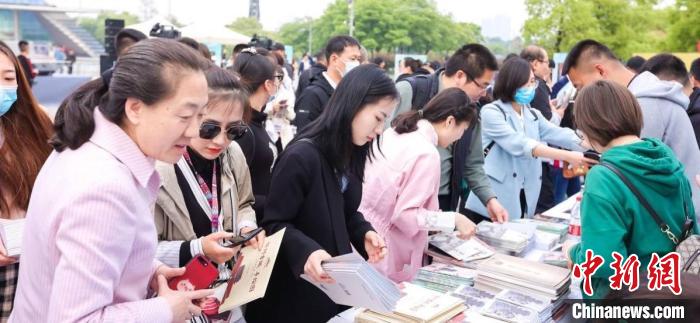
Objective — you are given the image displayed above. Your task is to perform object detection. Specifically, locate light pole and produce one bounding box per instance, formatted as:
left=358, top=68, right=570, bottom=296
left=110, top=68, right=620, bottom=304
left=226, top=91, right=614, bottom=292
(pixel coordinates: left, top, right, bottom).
left=307, top=17, right=313, bottom=54
left=348, top=0, right=354, bottom=37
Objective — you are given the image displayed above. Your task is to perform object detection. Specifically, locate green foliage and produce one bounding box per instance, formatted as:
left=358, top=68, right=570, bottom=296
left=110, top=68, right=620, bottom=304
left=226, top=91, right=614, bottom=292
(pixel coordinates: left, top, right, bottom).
left=78, top=11, right=141, bottom=44
left=666, top=0, right=700, bottom=51
left=522, top=0, right=682, bottom=59
left=277, top=0, right=483, bottom=57
left=227, top=17, right=278, bottom=40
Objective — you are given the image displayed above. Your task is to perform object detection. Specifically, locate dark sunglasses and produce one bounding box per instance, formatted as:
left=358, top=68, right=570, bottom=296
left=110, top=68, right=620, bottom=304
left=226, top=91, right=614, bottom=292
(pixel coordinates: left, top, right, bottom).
left=199, top=121, right=248, bottom=141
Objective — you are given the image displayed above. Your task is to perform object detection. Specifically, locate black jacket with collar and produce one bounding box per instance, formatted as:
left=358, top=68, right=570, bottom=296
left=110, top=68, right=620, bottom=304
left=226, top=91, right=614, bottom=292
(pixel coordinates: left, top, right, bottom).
left=244, top=139, right=374, bottom=323
left=293, top=73, right=335, bottom=131
left=689, top=88, right=700, bottom=149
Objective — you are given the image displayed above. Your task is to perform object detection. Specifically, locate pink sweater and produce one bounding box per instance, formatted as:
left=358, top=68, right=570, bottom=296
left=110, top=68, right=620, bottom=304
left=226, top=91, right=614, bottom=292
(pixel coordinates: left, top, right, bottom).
left=10, top=110, right=172, bottom=322
left=359, top=120, right=443, bottom=282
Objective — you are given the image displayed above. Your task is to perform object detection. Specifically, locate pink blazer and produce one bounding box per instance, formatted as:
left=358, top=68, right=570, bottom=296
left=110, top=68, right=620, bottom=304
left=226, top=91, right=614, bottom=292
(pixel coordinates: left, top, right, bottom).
left=10, top=110, right=172, bottom=323
left=359, top=120, right=441, bottom=282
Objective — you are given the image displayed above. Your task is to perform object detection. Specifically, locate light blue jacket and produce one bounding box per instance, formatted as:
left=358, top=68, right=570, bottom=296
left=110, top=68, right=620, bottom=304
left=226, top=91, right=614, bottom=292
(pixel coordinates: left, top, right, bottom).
left=465, top=99, right=583, bottom=219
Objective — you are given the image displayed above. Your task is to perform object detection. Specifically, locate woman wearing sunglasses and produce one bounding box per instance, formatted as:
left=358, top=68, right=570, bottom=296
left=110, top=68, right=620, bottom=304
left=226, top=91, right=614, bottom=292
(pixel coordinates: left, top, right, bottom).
left=232, top=47, right=282, bottom=221
left=153, top=66, right=264, bottom=323
left=465, top=57, right=596, bottom=221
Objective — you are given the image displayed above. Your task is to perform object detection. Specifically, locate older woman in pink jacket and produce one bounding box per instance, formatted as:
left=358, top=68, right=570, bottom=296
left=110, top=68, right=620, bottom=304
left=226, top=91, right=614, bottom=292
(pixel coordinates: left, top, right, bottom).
left=360, top=88, right=478, bottom=283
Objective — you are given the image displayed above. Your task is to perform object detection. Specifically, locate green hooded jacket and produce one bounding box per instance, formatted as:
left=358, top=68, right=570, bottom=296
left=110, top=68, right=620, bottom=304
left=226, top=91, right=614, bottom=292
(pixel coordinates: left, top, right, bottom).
left=569, top=138, right=698, bottom=299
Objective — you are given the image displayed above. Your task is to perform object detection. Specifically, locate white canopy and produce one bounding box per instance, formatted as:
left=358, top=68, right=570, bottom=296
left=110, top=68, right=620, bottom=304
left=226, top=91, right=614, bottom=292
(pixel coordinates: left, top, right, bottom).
left=180, top=22, right=251, bottom=45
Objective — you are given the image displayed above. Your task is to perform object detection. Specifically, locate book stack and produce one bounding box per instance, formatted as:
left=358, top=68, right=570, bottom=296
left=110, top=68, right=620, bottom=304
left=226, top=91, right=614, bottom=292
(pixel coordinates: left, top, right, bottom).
left=476, top=222, right=535, bottom=254
left=512, top=218, right=568, bottom=241
left=302, top=253, right=401, bottom=313
left=354, top=283, right=466, bottom=323
left=475, top=254, right=571, bottom=322
left=412, top=263, right=476, bottom=293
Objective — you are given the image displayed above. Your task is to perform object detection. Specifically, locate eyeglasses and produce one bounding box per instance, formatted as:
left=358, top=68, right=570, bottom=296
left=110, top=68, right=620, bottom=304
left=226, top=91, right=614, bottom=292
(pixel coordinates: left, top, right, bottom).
left=465, top=71, right=490, bottom=90
left=274, top=74, right=284, bottom=82
left=199, top=121, right=249, bottom=141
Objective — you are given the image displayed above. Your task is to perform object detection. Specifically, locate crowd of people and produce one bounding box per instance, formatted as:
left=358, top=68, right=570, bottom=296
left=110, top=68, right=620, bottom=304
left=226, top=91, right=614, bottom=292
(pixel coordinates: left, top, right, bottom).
left=0, top=27, right=699, bottom=323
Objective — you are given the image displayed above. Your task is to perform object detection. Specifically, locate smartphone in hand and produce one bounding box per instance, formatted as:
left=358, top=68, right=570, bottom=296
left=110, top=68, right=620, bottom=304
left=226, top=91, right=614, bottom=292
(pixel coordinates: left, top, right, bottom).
left=223, top=227, right=264, bottom=248
left=168, top=255, right=219, bottom=291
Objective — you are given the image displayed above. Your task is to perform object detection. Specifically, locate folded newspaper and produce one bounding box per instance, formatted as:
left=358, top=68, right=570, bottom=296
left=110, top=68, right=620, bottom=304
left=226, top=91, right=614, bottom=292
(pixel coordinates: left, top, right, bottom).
left=476, top=222, right=535, bottom=254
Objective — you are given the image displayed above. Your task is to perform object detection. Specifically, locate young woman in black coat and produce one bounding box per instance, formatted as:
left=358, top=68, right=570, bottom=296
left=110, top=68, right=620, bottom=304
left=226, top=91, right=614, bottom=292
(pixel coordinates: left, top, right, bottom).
left=245, top=64, right=395, bottom=323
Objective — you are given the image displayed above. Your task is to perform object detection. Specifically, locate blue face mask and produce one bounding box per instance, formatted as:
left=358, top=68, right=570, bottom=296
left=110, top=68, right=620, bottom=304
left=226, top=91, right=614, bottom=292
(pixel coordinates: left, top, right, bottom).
left=0, top=86, right=18, bottom=116
left=514, top=85, right=536, bottom=105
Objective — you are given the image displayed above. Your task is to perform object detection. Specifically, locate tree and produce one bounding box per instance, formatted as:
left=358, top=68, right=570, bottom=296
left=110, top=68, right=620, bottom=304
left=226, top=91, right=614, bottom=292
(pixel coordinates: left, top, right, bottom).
left=277, top=0, right=482, bottom=57
left=523, top=0, right=666, bottom=59
left=78, top=11, right=141, bottom=44
left=227, top=17, right=278, bottom=40
left=666, top=0, right=700, bottom=51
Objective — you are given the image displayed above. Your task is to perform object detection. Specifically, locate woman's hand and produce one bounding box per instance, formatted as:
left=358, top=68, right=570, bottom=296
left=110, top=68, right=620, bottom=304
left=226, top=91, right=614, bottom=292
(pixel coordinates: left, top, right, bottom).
left=202, top=231, right=239, bottom=264
left=157, top=275, right=213, bottom=323
left=364, top=231, right=387, bottom=263
left=241, top=227, right=266, bottom=250
left=303, top=249, right=334, bottom=284
left=565, top=151, right=598, bottom=168
left=149, top=265, right=185, bottom=294
left=454, top=214, right=477, bottom=239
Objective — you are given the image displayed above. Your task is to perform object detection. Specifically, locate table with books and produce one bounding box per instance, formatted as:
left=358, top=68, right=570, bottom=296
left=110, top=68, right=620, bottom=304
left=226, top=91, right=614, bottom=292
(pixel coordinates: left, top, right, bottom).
left=324, top=194, right=583, bottom=323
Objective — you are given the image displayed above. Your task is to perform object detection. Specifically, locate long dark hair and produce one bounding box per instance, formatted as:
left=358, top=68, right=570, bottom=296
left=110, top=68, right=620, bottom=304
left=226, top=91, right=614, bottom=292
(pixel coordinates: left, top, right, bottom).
left=294, top=64, right=398, bottom=180
left=392, top=88, right=476, bottom=134
left=493, top=57, right=531, bottom=103
left=0, top=41, right=53, bottom=216
left=50, top=38, right=209, bottom=151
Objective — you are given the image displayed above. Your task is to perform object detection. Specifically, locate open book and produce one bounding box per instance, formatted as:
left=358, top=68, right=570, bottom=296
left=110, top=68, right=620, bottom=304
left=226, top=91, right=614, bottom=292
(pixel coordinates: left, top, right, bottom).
left=218, top=228, right=285, bottom=313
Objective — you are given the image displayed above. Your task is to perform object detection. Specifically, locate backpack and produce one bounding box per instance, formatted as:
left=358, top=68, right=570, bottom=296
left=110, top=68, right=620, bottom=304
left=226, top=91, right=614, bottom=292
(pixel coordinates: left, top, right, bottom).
left=600, top=162, right=700, bottom=275
left=403, top=68, right=442, bottom=111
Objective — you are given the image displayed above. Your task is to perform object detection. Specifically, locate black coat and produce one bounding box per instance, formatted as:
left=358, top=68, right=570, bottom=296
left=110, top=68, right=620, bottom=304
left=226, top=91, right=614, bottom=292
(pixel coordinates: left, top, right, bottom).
left=293, top=73, right=334, bottom=131
left=244, top=139, right=374, bottom=323
left=235, top=108, right=278, bottom=220
left=295, top=63, right=326, bottom=98
left=689, top=88, right=700, bottom=149
left=531, top=76, right=552, bottom=120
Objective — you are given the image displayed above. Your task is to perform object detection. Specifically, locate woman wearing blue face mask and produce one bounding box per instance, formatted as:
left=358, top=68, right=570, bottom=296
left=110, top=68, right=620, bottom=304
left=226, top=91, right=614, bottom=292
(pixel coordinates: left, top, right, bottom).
left=0, top=41, right=52, bottom=320
left=465, top=58, right=596, bottom=221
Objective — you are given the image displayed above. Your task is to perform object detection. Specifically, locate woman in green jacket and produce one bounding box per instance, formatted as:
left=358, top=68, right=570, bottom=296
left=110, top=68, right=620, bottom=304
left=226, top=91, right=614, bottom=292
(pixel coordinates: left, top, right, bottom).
left=564, top=80, right=698, bottom=299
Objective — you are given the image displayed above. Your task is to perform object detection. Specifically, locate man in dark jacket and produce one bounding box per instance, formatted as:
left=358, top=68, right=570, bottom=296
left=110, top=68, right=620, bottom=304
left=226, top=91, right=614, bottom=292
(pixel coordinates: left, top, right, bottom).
left=295, top=51, right=326, bottom=98
left=294, top=36, right=361, bottom=130
left=521, top=45, right=557, bottom=214
left=690, top=58, right=700, bottom=149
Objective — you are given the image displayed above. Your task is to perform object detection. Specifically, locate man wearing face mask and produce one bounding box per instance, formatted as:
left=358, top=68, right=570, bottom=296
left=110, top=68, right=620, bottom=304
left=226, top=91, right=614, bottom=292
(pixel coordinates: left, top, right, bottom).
left=294, top=35, right=361, bottom=130
left=386, top=44, right=510, bottom=224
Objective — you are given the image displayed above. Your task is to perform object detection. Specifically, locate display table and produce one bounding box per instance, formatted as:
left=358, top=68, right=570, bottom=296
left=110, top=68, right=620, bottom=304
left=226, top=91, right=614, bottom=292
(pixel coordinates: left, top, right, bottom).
left=330, top=194, right=584, bottom=323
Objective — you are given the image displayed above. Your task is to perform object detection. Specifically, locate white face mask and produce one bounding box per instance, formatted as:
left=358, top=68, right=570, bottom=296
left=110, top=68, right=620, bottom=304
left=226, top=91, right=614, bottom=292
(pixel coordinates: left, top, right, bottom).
left=341, top=59, right=360, bottom=77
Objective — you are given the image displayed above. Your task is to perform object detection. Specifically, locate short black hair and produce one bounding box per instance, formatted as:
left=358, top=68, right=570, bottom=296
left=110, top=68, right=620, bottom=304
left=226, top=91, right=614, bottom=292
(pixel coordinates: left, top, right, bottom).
left=271, top=42, right=285, bottom=51
left=371, top=56, right=384, bottom=65
left=520, top=45, right=546, bottom=63
left=445, top=43, right=498, bottom=79
left=691, top=57, right=700, bottom=81
left=233, top=43, right=249, bottom=55
left=324, top=35, right=360, bottom=62
left=504, top=53, right=518, bottom=63
left=18, top=40, right=28, bottom=48
left=178, top=37, right=200, bottom=51
left=493, top=57, right=531, bottom=103
left=641, top=54, right=689, bottom=87
left=115, top=28, right=147, bottom=56
left=314, top=51, right=325, bottom=61
left=626, top=56, right=646, bottom=73
left=562, top=39, right=618, bottom=75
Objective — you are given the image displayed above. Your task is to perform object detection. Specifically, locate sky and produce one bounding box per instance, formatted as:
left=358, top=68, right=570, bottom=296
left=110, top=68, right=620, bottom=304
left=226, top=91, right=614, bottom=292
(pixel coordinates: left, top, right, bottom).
left=46, top=0, right=529, bottom=40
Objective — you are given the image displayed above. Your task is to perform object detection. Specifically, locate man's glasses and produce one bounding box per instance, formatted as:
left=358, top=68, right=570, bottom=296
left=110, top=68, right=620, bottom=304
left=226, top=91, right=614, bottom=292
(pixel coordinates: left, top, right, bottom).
left=199, top=121, right=248, bottom=141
